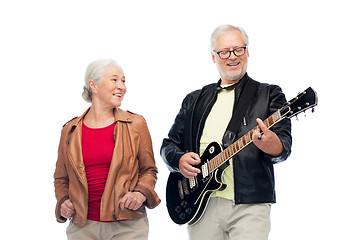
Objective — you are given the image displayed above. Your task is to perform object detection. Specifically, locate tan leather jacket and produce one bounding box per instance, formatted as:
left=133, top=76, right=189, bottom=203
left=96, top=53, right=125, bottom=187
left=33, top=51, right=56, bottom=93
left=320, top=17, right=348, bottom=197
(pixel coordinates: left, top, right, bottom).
left=54, top=108, right=160, bottom=226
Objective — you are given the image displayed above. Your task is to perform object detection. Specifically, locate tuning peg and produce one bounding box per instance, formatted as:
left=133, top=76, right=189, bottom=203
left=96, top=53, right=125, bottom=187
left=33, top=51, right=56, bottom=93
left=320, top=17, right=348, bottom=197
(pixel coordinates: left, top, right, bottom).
left=312, top=108, right=315, bottom=113
left=296, top=115, right=299, bottom=121
left=304, top=111, right=307, bottom=117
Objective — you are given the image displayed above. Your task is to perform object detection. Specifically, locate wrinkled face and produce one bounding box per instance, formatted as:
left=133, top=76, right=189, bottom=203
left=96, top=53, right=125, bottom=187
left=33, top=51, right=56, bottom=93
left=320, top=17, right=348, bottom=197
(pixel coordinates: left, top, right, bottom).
left=90, top=64, right=126, bottom=108
left=212, top=29, right=249, bottom=85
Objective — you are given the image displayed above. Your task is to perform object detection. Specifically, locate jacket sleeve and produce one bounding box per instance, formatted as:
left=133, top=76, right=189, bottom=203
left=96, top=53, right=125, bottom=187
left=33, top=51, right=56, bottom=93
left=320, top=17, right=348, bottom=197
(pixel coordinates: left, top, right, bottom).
left=53, top=127, right=70, bottom=223
left=266, top=84, right=292, bottom=164
left=133, top=116, right=161, bottom=209
left=160, top=93, right=192, bottom=172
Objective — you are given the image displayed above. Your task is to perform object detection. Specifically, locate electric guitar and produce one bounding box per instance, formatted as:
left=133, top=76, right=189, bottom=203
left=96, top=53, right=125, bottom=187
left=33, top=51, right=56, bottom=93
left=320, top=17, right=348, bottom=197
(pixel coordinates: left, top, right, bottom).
left=166, top=87, right=318, bottom=225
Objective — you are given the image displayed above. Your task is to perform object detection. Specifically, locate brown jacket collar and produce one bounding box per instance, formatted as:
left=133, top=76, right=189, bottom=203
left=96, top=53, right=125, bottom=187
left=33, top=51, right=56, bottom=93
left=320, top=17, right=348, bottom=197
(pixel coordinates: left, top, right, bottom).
left=66, top=108, right=133, bottom=131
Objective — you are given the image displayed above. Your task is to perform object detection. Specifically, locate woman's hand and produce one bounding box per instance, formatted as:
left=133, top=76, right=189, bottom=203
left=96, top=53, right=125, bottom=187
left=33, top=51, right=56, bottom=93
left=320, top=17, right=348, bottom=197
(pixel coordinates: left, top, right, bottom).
left=60, top=199, right=75, bottom=219
left=119, top=192, right=146, bottom=211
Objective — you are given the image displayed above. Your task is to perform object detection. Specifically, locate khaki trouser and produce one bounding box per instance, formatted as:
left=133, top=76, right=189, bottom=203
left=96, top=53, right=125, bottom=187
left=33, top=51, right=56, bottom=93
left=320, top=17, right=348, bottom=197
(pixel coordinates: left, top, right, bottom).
left=188, top=197, right=271, bottom=240
left=66, top=217, right=149, bottom=240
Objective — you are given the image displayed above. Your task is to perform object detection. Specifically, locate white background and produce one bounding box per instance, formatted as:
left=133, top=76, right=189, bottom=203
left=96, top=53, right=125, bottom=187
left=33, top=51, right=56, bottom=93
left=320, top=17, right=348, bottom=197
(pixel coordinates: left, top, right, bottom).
left=1, top=0, right=359, bottom=239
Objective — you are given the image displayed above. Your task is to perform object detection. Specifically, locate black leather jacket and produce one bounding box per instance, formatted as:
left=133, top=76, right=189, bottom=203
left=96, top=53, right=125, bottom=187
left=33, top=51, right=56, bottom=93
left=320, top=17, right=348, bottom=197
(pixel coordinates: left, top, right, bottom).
left=161, top=74, right=292, bottom=204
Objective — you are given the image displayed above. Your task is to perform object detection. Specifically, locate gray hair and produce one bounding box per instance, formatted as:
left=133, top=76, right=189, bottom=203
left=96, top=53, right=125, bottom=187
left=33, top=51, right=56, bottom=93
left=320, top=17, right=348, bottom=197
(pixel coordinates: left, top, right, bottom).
left=82, top=58, right=121, bottom=102
left=210, top=24, right=249, bottom=50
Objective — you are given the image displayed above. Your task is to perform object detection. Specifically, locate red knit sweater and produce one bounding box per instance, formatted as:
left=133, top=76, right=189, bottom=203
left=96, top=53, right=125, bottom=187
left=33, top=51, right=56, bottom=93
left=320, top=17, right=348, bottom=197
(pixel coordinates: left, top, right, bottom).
left=81, top=121, right=115, bottom=221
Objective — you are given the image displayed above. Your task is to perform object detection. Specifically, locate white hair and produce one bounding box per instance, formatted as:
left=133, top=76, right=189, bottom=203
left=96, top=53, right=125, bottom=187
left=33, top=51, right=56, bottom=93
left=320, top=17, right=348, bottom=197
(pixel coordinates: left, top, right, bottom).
left=82, top=58, right=121, bottom=103
left=210, top=24, right=249, bottom=50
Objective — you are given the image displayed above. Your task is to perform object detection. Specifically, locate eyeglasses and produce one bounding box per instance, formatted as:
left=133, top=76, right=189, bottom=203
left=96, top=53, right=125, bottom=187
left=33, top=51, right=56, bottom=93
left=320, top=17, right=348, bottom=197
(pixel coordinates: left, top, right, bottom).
left=213, top=47, right=247, bottom=59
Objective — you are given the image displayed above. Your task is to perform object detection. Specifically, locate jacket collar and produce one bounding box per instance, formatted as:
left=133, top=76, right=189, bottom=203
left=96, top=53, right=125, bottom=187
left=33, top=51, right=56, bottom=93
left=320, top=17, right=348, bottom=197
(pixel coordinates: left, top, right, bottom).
left=216, top=72, right=249, bottom=91
left=67, top=107, right=132, bottom=133
left=114, top=108, right=134, bottom=123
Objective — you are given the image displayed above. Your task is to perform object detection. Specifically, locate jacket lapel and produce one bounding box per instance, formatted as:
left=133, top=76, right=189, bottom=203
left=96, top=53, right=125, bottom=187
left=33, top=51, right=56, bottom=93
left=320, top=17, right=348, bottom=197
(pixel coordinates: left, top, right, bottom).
left=66, top=110, right=88, bottom=189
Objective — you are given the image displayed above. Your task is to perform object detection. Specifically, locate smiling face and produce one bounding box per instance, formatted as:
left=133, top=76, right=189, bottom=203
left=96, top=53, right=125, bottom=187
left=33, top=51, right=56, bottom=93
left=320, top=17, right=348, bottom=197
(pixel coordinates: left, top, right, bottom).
left=89, top=63, right=126, bottom=108
left=211, top=28, right=249, bottom=85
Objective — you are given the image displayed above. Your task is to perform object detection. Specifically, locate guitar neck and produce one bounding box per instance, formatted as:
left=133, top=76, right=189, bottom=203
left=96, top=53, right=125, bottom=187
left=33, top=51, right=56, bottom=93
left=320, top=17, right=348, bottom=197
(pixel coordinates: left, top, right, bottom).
left=208, top=109, right=284, bottom=173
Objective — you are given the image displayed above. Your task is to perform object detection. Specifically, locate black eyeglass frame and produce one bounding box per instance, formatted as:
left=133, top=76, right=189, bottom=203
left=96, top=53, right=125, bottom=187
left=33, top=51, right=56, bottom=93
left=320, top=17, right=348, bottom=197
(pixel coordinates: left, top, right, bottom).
left=213, top=47, right=247, bottom=59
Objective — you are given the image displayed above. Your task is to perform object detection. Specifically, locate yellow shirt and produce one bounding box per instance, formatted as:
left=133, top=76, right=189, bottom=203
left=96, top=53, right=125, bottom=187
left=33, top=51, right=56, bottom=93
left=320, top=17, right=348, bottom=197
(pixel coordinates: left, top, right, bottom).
left=199, top=86, right=235, bottom=200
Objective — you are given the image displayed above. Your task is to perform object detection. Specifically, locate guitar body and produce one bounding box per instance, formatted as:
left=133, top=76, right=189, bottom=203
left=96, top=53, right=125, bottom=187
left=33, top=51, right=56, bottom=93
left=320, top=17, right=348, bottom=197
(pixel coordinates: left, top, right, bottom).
left=166, top=142, right=228, bottom=225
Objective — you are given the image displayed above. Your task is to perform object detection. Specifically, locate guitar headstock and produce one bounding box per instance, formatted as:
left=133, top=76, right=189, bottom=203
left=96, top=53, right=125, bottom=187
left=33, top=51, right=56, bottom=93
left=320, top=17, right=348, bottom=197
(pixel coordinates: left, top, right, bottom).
left=280, top=87, right=318, bottom=119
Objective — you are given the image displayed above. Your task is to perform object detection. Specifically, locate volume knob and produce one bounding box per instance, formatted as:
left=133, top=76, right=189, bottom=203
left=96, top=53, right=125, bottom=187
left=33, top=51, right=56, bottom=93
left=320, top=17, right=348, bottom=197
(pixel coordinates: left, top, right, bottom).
left=175, top=206, right=181, bottom=213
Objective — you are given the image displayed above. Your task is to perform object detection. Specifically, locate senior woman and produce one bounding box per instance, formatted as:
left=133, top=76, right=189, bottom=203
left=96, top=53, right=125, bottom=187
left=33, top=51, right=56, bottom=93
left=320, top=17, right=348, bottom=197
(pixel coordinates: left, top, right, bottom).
left=54, top=58, right=160, bottom=240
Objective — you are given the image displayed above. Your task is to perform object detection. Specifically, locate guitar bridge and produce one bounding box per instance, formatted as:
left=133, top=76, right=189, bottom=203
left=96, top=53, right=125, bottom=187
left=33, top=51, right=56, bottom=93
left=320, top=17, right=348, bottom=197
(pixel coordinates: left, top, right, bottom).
left=177, top=180, right=184, bottom=200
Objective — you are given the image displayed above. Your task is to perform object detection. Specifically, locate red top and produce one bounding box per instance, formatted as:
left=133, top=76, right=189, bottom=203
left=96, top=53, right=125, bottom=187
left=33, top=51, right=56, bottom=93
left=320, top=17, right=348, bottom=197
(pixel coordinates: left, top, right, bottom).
left=81, top=121, right=115, bottom=222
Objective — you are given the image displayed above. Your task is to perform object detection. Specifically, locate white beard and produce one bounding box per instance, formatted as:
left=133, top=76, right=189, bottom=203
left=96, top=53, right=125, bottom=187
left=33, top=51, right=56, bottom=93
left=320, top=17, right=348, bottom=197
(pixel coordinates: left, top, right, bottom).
left=216, top=63, right=243, bottom=82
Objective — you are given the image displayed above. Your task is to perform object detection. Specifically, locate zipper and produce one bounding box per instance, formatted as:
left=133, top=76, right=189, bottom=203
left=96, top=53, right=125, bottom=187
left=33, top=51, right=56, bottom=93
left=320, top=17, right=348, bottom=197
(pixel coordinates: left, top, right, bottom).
left=112, top=122, right=124, bottom=221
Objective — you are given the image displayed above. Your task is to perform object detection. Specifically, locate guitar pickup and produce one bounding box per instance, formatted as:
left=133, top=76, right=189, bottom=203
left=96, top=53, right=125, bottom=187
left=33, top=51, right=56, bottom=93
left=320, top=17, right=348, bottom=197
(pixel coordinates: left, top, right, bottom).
left=188, top=177, right=196, bottom=190
left=201, top=163, right=209, bottom=178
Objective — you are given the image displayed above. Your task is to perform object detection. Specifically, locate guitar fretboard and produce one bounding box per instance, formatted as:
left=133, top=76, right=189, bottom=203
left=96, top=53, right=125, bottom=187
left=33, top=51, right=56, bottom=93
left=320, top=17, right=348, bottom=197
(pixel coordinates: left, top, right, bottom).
left=207, top=109, right=283, bottom=173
